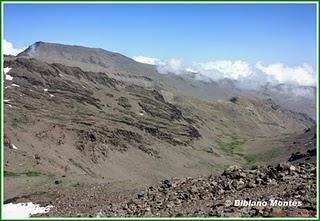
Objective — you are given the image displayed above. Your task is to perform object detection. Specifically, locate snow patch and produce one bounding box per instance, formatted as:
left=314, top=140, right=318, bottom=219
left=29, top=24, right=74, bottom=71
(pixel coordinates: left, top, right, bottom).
left=4, top=67, right=13, bottom=80
left=3, top=202, right=53, bottom=218
left=43, top=88, right=48, bottom=92
left=49, top=94, right=54, bottom=98
left=4, top=99, right=10, bottom=102
left=139, top=112, right=144, bottom=116
left=11, top=84, right=20, bottom=87
left=7, top=104, right=13, bottom=108
left=4, top=67, right=11, bottom=74
left=12, top=144, right=18, bottom=150
left=5, top=74, right=13, bottom=81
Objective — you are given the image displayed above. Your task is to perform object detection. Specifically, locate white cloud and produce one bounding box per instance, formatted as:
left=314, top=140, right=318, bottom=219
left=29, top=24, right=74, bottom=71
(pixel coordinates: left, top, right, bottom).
left=185, top=67, right=197, bottom=73
left=132, top=55, right=164, bottom=65
left=132, top=56, right=186, bottom=75
left=192, top=60, right=252, bottom=80
left=255, top=62, right=316, bottom=86
left=157, top=58, right=185, bottom=74
left=133, top=54, right=316, bottom=87
left=3, top=39, right=26, bottom=56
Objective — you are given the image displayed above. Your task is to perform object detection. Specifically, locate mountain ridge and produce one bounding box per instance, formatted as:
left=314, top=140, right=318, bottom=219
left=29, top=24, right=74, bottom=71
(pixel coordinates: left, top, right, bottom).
left=4, top=42, right=316, bottom=215
left=16, top=41, right=316, bottom=119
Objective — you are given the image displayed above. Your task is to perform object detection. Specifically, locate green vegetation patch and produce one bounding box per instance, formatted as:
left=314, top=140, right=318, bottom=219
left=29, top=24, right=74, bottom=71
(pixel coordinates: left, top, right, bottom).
left=11, top=118, right=22, bottom=129
left=244, top=147, right=283, bottom=165
left=217, top=136, right=247, bottom=156
left=25, top=171, right=42, bottom=177
left=4, top=170, right=43, bottom=177
left=4, top=171, right=20, bottom=177
left=68, top=158, right=97, bottom=177
left=244, top=155, right=257, bottom=165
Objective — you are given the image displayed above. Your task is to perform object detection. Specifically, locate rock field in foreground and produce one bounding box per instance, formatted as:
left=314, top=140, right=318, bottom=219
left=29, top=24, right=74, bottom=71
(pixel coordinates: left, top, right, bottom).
left=28, top=162, right=316, bottom=217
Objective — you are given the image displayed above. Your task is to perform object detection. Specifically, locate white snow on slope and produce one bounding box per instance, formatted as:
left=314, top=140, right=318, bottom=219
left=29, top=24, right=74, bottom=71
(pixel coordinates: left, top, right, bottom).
left=4, top=67, right=11, bottom=74
left=12, top=144, right=18, bottom=150
left=5, top=75, right=13, bottom=81
left=3, top=202, right=53, bottom=218
left=4, top=67, right=13, bottom=81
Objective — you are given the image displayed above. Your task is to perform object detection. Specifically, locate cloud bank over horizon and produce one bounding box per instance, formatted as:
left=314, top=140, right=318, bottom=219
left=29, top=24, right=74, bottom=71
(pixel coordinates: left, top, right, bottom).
left=132, top=56, right=165, bottom=66
left=3, top=40, right=316, bottom=87
left=3, top=39, right=26, bottom=56
left=133, top=55, right=316, bottom=87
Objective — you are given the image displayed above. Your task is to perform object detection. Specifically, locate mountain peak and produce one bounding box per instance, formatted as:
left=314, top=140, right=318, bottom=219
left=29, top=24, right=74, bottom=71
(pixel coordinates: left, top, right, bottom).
left=17, top=41, right=156, bottom=74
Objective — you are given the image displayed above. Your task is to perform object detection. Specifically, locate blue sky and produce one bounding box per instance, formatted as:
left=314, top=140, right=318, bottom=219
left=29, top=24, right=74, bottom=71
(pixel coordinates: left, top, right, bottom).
left=4, top=3, right=317, bottom=67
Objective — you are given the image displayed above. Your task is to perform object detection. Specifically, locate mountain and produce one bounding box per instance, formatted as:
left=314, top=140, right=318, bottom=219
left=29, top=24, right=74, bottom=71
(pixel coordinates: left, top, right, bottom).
left=17, top=41, right=316, bottom=120
left=4, top=42, right=316, bottom=217
left=18, top=41, right=157, bottom=75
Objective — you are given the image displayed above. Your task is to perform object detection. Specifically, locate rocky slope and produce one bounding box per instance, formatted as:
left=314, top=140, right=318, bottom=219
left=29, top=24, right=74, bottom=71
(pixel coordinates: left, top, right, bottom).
left=8, top=162, right=314, bottom=217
